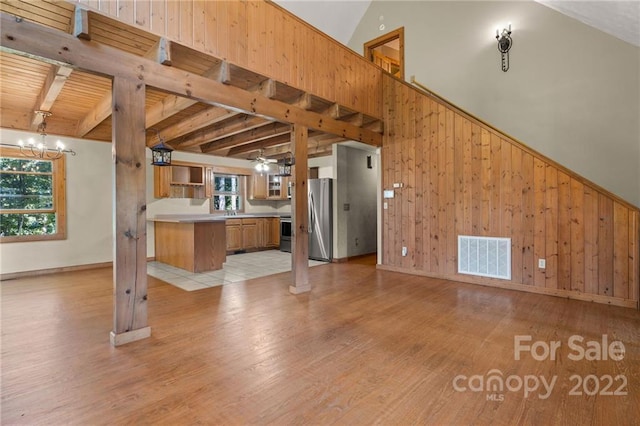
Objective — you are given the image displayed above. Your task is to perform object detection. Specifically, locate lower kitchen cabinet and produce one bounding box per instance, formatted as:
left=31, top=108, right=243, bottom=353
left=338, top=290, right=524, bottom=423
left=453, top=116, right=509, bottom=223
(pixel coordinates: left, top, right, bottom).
left=225, top=217, right=280, bottom=252
left=241, top=219, right=258, bottom=250
left=225, top=219, right=242, bottom=251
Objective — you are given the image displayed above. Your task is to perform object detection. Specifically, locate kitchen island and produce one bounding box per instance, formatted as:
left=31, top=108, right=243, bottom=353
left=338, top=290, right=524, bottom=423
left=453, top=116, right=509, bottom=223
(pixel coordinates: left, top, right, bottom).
left=151, top=215, right=227, bottom=273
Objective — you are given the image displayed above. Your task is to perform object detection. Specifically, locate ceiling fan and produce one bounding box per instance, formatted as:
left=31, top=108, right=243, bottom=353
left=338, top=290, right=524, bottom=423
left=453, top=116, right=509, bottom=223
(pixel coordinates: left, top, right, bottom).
left=251, top=149, right=277, bottom=172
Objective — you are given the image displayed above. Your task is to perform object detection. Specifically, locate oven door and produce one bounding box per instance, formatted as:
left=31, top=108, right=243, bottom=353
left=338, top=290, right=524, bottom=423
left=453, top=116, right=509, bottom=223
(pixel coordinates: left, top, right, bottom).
left=280, top=217, right=292, bottom=252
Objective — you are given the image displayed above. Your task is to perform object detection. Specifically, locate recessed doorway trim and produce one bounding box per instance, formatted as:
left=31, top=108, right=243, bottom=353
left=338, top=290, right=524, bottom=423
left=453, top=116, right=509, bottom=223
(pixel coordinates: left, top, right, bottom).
left=364, top=27, right=405, bottom=80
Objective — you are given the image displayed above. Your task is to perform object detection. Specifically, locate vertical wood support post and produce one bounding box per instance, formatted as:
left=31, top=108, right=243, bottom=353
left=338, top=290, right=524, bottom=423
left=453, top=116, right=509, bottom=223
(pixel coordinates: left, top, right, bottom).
left=290, top=124, right=310, bottom=294
left=110, top=77, right=150, bottom=346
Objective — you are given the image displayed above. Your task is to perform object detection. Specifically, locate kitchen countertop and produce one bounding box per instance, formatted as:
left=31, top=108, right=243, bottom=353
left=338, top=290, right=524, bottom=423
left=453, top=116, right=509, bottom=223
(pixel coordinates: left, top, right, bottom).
left=150, top=213, right=289, bottom=223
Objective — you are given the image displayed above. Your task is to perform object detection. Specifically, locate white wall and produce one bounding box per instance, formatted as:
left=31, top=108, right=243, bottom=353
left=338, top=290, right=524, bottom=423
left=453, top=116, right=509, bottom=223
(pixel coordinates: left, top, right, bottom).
left=0, top=129, right=113, bottom=275
left=349, top=0, right=640, bottom=207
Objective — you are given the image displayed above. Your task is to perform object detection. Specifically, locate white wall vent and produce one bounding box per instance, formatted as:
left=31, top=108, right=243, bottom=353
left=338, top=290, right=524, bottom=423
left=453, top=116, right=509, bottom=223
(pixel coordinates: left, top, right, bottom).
left=458, top=236, right=511, bottom=280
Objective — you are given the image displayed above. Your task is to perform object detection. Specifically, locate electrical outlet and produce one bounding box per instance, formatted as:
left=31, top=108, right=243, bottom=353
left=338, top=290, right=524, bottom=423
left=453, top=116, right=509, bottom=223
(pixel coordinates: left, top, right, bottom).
left=383, top=202, right=388, bottom=210
left=402, top=247, right=408, bottom=257
left=538, top=258, right=546, bottom=269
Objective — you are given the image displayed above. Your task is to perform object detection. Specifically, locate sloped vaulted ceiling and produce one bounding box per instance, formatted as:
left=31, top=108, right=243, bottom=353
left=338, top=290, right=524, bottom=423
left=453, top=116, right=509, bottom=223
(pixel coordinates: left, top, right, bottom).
left=275, top=0, right=640, bottom=48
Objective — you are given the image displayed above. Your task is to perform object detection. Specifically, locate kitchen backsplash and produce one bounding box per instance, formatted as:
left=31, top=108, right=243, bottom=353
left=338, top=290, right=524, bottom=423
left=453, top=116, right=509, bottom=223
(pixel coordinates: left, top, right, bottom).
left=245, top=199, right=291, bottom=214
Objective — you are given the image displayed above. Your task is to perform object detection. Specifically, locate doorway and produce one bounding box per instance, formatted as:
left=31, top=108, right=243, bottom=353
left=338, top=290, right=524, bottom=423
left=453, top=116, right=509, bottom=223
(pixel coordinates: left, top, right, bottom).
left=364, top=27, right=404, bottom=79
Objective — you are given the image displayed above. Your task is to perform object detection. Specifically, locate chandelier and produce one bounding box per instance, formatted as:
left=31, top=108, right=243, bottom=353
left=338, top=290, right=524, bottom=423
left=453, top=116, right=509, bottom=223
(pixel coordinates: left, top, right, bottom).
left=16, top=111, right=76, bottom=159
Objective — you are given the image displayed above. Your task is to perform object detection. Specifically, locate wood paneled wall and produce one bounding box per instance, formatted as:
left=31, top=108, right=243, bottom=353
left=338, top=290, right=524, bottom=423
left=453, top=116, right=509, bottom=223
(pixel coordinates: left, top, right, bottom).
left=380, top=75, right=639, bottom=309
left=70, top=0, right=383, bottom=119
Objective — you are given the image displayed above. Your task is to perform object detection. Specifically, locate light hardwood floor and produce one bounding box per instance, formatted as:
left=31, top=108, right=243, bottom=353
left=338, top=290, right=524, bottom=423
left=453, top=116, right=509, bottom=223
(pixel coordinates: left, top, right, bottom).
left=1, top=257, right=639, bottom=425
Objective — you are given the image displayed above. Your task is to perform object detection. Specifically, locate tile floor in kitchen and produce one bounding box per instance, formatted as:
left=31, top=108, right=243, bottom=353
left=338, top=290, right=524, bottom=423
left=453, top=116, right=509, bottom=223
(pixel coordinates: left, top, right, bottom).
left=147, top=250, right=328, bottom=291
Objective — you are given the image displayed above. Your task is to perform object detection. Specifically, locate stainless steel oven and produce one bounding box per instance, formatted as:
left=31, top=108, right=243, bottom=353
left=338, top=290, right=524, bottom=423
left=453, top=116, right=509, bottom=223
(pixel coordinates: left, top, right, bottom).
left=280, top=216, right=292, bottom=252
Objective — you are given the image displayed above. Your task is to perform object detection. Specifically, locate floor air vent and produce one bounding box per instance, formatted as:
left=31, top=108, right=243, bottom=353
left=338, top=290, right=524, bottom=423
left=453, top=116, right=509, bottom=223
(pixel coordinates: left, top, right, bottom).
left=458, top=236, right=511, bottom=280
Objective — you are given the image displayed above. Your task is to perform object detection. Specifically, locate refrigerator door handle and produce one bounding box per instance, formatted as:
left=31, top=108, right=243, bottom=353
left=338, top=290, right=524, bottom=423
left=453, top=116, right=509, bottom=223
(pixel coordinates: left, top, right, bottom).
left=308, top=192, right=314, bottom=234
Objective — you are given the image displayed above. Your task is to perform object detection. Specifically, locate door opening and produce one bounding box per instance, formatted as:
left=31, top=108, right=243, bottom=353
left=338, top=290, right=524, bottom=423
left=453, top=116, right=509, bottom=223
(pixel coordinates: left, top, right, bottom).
left=364, top=27, right=404, bottom=79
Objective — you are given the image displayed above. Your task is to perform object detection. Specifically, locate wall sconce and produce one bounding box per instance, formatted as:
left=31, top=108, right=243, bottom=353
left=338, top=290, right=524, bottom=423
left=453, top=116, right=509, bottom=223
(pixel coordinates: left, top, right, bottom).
left=149, top=128, right=173, bottom=166
left=495, top=24, right=512, bottom=72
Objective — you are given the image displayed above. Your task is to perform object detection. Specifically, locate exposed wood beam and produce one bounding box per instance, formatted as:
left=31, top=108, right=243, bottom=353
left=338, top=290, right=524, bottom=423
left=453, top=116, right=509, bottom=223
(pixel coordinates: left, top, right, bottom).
left=73, top=6, right=90, bottom=40
left=226, top=133, right=292, bottom=159
left=146, top=107, right=238, bottom=147
left=30, top=65, right=73, bottom=130
left=76, top=36, right=174, bottom=137
left=145, top=61, right=232, bottom=130
left=155, top=38, right=172, bottom=66
left=209, top=122, right=291, bottom=155
left=363, top=119, right=384, bottom=133
left=293, top=93, right=312, bottom=110
left=290, top=124, right=310, bottom=294
left=341, top=112, right=364, bottom=127
left=75, top=91, right=112, bottom=137
left=176, top=115, right=269, bottom=151
left=325, top=103, right=355, bottom=120
left=0, top=15, right=382, bottom=147
left=110, top=76, right=150, bottom=346
left=252, top=79, right=276, bottom=99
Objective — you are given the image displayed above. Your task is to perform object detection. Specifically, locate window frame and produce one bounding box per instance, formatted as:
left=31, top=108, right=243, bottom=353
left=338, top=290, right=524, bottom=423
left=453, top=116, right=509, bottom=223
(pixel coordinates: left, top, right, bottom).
left=211, top=173, right=245, bottom=213
left=0, top=146, right=67, bottom=243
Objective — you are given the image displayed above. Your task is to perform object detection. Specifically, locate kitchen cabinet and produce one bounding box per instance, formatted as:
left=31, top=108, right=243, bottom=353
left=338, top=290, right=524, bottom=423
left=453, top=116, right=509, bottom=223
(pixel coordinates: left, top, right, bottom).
left=204, top=167, right=213, bottom=198
left=241, top=219, right=258, bottom=250
left=248, top=173, right=268, bottom=200
left=225, top=219, right=242, bottom=251
left=154, top=218, right=226, bottom=273
left=248, top=173, right=290, bottom=200
left=225, top=217, right=280, bottom=252
left=265, top=218, right=280, bottom=247
left=154, top=161, right=206, bottom=199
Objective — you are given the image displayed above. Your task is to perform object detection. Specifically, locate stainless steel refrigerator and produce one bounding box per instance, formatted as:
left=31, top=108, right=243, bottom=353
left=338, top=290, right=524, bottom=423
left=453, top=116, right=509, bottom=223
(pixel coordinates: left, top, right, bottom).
left=308, top=178, right=332, bottom=261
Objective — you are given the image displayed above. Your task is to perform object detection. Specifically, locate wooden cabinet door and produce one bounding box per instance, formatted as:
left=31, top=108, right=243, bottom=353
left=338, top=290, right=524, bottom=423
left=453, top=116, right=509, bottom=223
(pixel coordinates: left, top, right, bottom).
left=204, top=167, right=213, bottom=198
left=256, top=218, right=265, bottom=248
left=248, top=174, right=267, bottom=200
left=264, top=217, right=280, bottom=248
left=261, top=218, right=275, bottom=248
left=241, top=219, right=258, bottom=249
left=267, top=174, right=282, bottom=199
left=153, top=166, right=171, bottom=198
left=272, top=218, right=280, bottom=247
left=226, top=224, right=242, bottom=251
left=279, top=177, right=290, bottom=200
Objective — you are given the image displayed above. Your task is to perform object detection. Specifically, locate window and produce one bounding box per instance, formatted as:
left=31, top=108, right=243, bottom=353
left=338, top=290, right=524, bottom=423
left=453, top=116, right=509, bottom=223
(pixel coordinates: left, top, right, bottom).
left=0, top=147, right=66, bottom=242
left=211, top=174, right=244, bottom=212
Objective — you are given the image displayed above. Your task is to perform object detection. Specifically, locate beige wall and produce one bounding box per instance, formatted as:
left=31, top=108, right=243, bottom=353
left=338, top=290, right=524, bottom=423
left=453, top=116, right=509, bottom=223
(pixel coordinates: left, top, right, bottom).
left=0, top=130, right=113, bottom=275
left=349, top=0, right=640, bottom=207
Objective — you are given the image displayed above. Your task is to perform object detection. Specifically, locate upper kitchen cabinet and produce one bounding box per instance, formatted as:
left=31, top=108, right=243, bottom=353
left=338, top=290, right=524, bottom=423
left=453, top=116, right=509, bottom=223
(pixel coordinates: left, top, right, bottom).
left=248, top=173, right=290, bottom=200
left=154, top=161, right=206, bottom=199
left=247, top=173, right=268, bottom=200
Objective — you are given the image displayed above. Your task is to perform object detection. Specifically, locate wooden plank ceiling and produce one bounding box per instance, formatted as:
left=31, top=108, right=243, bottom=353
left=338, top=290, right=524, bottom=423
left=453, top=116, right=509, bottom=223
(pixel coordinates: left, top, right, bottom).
left=0, top=5, right=382, bottom=161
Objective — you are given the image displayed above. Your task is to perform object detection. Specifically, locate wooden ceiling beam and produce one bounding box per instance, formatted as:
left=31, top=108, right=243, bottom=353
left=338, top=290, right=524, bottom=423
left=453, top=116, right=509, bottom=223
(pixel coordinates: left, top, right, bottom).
left=73, top=6, right=90, bottom=40
left=225, top=133, right=293, bottom=159
left=76, top=36, right=173, bottom=137
left=223, top=124, right=292, bottom=156
left=147, top=107, right=238, bottom=146
left=29, top=64, right=73, bottom=130
left=198, top=116, right=274, bottom=152
left=251, top=78, right=276, bottom=99
left=175, top=115, right=268, bottom=150
left=0, top=15, right=382, bottom=147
